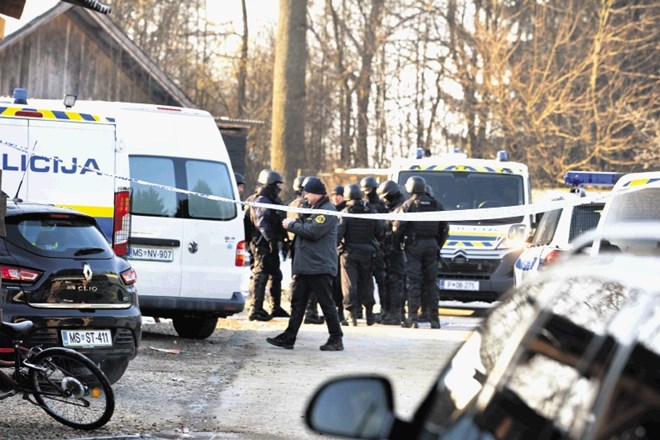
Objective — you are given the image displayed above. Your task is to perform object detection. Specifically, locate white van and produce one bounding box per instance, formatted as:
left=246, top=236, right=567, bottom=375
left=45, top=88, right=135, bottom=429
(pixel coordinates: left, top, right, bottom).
left=0, top=93, right=247, bottom=339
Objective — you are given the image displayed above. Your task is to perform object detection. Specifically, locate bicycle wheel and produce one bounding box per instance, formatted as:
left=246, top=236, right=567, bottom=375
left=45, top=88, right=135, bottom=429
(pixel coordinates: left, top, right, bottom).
left=29, top=347, right=114, bottom=430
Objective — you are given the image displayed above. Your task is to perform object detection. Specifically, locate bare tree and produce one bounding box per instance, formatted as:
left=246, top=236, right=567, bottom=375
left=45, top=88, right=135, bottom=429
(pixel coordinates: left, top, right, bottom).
left=444, top=0, right=660, bottom=185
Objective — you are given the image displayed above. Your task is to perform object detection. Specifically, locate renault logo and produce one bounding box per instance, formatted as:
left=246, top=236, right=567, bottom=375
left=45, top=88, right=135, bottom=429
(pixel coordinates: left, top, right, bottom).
left=82, top=263, right=93, bottom=282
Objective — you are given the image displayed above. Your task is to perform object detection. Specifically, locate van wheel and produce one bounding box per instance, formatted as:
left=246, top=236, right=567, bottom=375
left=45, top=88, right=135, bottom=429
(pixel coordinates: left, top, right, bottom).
left=99, top=358, right=129, bottom=384
left=173, top=316, right=218, bottom=339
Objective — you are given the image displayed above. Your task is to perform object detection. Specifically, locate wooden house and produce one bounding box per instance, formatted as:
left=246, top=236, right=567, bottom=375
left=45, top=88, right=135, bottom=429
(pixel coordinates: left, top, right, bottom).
left=0, top=3, right=248, bottom=171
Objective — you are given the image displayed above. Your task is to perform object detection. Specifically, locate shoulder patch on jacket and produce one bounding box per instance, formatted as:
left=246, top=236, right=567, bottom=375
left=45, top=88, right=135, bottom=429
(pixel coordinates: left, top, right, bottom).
left=314, top=215, right=326, bottom=224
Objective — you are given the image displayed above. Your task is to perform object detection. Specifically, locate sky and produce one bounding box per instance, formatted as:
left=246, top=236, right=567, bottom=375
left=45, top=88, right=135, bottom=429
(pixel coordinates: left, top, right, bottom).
left=3, top=0, right=278, bottom=36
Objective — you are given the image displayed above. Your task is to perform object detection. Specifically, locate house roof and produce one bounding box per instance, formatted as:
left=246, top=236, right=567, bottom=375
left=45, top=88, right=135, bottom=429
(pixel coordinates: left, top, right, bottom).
left=0, top=3, right=195, bottom=107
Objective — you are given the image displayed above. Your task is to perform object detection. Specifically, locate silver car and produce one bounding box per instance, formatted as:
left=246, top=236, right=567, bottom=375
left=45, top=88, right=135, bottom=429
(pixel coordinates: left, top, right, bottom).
left=305, top=251, right=660, bottom=439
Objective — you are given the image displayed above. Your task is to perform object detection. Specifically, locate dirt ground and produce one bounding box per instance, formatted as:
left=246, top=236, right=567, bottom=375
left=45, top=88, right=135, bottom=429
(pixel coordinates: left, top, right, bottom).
left=0, top=311, right=471, bottom=439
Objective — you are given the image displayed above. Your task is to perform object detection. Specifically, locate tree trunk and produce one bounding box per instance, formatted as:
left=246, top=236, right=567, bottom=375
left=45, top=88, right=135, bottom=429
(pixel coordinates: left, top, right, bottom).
left=236, top=0, right=249, bottom=118
left=271, top=0, right=308, bottom=186
left=354, top=0, right=384, bottom=167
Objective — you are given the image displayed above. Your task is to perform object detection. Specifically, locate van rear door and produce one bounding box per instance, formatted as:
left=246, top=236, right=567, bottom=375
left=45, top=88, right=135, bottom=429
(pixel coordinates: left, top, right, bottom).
left=0, top=113, right=116, bottom=239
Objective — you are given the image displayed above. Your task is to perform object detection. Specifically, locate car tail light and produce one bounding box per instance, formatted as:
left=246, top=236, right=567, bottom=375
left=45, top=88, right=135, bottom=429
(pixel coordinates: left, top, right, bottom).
left=235, top=240, right=246, bottom=267
left=541, top=249, right=562, bottom=268
left=0, top=265, right=42, bottom=282
left=121, top=267, right=137, bottom=285
left=113, top=189, right=131, bottom=256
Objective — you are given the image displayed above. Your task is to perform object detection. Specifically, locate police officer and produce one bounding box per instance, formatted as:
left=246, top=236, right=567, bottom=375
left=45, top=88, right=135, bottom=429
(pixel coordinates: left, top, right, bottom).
left=337, top=184, right=384, bottom=326
left=330, top=185, right=346, bottom=211
left=376, top=180, right=408, bottom=325
left=266, top=177, right=344, bottom=351
left=234, top=172, right=246, bottom=199
left=330, top=184, right=347, bottom=324
left=360, top=176, right=387, bottom=321
left=392, top=176, right=448, bottom=329
left=246, top=169, right=288, bottom=321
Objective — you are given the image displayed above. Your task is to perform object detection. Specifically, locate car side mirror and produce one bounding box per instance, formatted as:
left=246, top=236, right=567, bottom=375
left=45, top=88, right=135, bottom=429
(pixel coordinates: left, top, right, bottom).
left=305, top=376, right=395, bottom=439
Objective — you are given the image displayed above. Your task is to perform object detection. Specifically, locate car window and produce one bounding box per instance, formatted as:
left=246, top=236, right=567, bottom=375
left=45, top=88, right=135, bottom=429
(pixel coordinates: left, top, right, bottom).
left=417, top=274, right=660, bottom=440
left=531, top=209, right=561, bottom=246
left=8, top=215, right=112, bottom=257
left=568, top=203, right=603, bottom=242
left=130, top=155, right=237, bottom=220
left=603, top=187, right=660, bottom=225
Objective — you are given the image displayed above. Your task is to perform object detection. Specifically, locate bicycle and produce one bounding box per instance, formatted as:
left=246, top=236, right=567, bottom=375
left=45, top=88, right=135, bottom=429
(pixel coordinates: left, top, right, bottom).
left=0, top=319, right=115, bottom=430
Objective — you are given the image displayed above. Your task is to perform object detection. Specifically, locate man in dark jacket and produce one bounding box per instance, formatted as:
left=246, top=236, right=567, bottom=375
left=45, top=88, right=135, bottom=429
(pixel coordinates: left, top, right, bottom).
left=337, top=184, right=384, bottom=326
left=285, top=176, right=324, bottom=324
left=266, top=177, right=344, bottom=351
left=392, top=176, right=448, bottom=329
left=246, top=169, right=288, bottom=321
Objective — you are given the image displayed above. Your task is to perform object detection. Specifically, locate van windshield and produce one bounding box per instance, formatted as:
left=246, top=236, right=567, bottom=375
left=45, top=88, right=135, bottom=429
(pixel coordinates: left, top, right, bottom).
left=130, top=155, right=237, bottom=220
left=397, top=170, right=525, bottom=224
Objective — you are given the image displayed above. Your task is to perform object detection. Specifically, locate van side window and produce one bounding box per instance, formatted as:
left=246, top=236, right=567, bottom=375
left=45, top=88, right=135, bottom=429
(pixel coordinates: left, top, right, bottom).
left=186, top=160, right=236, bottom=220
left=130, top=156, right=178, bottom=217
left=129, top=155, right=237, bottom=221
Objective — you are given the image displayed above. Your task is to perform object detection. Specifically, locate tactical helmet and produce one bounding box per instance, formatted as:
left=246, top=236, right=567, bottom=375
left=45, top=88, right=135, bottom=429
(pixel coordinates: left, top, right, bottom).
left=331, top=185, right=344, bottom=196
left=344, top=184, right=363, bottom=201
left=234, top=172, right=246, bottom=186
left=425, top=184, right=434, bottom=197
left=377, top=180, right=400, bottom=198
left=360, top=176, right=379, bottom=192
left=257, top=169, right=284, bottom=186
left=293, top=176, right=307, bottom=192
left=405, top=176, right=427, bottom=194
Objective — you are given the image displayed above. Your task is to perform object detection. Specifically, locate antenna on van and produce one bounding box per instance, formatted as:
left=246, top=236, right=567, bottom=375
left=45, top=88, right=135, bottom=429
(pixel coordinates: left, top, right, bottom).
left=13, top=140, right=38, bottom=202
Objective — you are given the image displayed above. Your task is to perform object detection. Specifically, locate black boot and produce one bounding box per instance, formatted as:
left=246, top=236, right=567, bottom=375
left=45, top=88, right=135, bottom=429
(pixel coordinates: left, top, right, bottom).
left=381, top=314, right=402, bottom=325
left=270, top=306, right=290, bottom=318
left=320, top=337, right=344, bottom=351
left=266, top=333, right=295, bottom=349
left=304, top=315, right=324, bottom=324
left=249, top=295, right=272, bottom=321
left=365, top=306, right=375, bottom=326
left=249, top=309, right=272, bottom=321
left=401, top=317, right=418, bottom=328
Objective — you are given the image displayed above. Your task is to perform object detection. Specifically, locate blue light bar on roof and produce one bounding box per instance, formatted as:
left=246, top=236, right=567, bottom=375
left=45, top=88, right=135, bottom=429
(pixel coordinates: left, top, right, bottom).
left=564, top=171, right=623, bottom=187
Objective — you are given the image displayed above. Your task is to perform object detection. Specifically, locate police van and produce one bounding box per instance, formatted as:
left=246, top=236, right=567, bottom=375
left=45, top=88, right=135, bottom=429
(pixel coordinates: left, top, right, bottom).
left=388, top=149, right=533, bottom=301
left=0, top=90, right=246, bottom=339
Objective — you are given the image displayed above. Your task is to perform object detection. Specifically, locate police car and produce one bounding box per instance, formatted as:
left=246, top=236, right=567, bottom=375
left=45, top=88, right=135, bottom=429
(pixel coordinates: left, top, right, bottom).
left=513, top=171, right=617, bottom=285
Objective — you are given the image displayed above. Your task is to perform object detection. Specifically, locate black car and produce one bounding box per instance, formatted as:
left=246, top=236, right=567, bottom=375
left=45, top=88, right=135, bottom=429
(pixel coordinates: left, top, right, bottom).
left=305, top=252, right=660, bottom=439
left=0, top=201, right=141, bottom=383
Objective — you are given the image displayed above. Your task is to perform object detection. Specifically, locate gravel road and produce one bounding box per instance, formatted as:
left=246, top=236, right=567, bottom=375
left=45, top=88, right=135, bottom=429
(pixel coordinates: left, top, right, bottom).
left=0, top=311, right=471, bottom=439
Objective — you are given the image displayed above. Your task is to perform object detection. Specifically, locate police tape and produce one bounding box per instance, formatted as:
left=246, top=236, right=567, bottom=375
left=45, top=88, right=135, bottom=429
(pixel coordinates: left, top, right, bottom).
left=0, top=138, right=654, bottom=223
